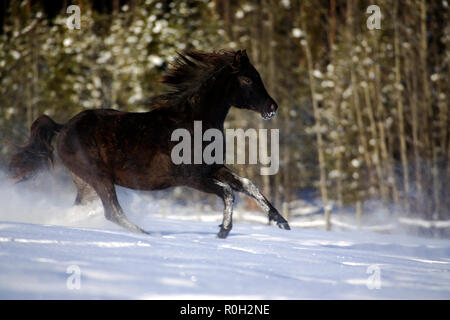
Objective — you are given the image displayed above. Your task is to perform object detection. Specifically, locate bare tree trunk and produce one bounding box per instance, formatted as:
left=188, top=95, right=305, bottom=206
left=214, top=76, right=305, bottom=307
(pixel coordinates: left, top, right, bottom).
left=113, top=0, right=119, bottom=15
left=329, top=0, right=336, bottom=53
left=394, top=0, right=410, bottom=214
left=351, top=70, right=375, bottom=192
left=371, top=30, right=399, bottom=206
left=347, top=0, right=371, bottom=217
left=363, top=82, right=387, bottom=202
left=420, top=0, right=434, bottom=217
left=301, top=15, right=331, bottom=231
left=329, top=0, right=343, bottom=213
left=32, top=38, right=39, bottom=121
left=26, top=2, right=38, bottom=128
left=258, top=0, right=276, bottom=204
left=330, top=94, right=344, bottom=213
left=376, top=70, right=399, bottom=205
left=283, top=143, right=292, bottom=219
left=432, top=147, right=440, bottom=218
left=356, top=200, right=362, bottom=230
left=266, top=0, right=278, bottom=205
left=223, top=0, right=233, bottom=41
left=406, top=51, right=423, bottom=213
left=244, top=0, right=260, bottom=199
left=436, top=79, right=448, bottom=219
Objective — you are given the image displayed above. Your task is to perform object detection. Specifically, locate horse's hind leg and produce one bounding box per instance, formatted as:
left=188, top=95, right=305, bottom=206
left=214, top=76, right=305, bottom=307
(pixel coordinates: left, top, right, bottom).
left=90, top=178, right=147, bottom=234
left=72, top=173, right=98, bottom=205
left=57, top=125, right=145, bottom=234
left=70, top=169, right=146, bottom=233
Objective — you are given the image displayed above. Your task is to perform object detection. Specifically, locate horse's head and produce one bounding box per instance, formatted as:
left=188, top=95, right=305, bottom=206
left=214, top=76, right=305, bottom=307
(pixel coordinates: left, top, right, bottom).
left=228, top=50, right=278, bottom=120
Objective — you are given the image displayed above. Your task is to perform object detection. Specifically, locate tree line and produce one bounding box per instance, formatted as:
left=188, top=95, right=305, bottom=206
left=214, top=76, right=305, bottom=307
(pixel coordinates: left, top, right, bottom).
left=0, top=0, right=448, bottom=226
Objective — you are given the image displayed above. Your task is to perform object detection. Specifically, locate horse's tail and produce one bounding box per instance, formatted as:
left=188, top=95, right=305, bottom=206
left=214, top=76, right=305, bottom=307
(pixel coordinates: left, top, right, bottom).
left=8, top=115, right=64, bottom=182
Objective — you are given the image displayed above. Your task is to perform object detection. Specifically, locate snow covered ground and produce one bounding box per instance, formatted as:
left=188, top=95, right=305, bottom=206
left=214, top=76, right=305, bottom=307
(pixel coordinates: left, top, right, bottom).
left=0, top=174, right=449, bottom=299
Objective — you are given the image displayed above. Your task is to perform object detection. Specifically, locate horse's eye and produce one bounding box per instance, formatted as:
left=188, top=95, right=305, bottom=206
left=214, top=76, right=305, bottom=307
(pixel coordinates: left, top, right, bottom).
left=240, top=77, right=252, bottom=85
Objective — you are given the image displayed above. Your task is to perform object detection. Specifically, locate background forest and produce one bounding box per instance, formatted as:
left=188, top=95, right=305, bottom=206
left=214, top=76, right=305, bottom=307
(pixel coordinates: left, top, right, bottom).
left=0, top=0, right=448, bottom=233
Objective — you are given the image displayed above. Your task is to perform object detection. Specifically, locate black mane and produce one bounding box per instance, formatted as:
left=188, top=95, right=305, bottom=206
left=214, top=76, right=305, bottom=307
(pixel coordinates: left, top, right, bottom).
left=152, top=50, right=236, bottom=109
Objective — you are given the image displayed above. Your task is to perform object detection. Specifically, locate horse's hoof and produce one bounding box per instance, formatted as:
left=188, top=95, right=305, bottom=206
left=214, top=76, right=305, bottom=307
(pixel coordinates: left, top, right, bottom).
left=128, top=225, right=149, bottom=235
left=216, top=228, right=231, bottom=239
left=277, top=222, right=291, bottom=230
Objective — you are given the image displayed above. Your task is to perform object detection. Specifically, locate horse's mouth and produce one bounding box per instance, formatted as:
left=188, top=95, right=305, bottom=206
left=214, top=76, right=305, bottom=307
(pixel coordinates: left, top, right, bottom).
left=261, top=102, right=277, bottom=120
left=261, top=111, right=276, bottom=120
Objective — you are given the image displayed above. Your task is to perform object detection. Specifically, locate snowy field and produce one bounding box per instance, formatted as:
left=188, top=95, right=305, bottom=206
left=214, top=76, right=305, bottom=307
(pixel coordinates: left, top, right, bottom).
left=0, top=174, right=449, bottom=299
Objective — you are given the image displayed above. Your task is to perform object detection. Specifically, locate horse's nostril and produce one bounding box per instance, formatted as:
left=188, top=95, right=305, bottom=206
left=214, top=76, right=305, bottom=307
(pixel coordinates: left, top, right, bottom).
left=270, top=104, right=275, bottom=111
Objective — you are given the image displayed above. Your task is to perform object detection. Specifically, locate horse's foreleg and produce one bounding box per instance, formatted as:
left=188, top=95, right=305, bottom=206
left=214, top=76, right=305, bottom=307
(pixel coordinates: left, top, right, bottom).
left=186, top=178, right=235, bottom=238
left=213, top=167, right=290, bottom=230
left=215, top=180, right=235, bottom=238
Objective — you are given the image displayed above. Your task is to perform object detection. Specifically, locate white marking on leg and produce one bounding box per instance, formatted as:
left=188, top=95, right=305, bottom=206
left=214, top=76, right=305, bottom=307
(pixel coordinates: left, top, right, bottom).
left=215, top=180, right=234, bottom=229
left=233, top=174, right=270, bottom=213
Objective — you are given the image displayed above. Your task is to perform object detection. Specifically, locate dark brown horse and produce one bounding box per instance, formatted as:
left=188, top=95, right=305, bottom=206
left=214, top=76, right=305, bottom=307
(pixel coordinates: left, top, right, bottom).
left=8, top=50, right=290, bottom=238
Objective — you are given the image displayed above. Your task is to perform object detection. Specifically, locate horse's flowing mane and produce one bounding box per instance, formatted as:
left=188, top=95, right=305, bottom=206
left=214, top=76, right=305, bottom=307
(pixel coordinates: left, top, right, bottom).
left=151, top=50, right=236, bottom=109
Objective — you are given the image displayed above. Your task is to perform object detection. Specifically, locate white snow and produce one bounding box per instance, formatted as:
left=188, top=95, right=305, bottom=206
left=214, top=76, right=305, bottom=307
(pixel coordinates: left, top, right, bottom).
left=0, top=174, right=449, bottom=299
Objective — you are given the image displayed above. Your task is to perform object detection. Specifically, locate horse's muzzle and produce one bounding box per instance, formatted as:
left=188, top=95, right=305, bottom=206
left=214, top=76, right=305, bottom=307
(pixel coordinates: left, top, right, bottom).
left=261, top=103, right=277, bottom=120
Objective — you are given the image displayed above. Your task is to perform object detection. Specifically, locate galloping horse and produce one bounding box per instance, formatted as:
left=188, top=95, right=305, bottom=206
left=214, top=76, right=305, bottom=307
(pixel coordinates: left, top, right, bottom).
left=9, top=50, right=290, bottom=238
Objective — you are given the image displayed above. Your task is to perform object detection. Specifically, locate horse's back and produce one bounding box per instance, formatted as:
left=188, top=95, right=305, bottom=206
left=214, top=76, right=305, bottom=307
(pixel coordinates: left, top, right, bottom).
left=57, top=109, right=122, bottom=152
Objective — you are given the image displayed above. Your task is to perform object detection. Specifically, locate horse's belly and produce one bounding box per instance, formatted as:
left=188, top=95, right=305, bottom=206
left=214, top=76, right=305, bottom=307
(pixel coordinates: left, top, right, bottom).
left=115, top=177, right=174, bottom=191
left=112, top=154, right=176, bottom=191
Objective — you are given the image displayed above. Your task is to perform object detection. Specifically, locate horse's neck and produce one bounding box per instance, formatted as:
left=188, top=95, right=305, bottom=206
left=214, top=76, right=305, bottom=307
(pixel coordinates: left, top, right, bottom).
left=198, top=104, right=230, bottom=129
left=192, top=81, right=231, bottom=129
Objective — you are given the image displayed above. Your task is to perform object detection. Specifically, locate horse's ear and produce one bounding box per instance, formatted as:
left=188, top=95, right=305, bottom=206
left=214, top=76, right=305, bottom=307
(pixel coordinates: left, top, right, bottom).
left=232, top=49, right=249, bottom=69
